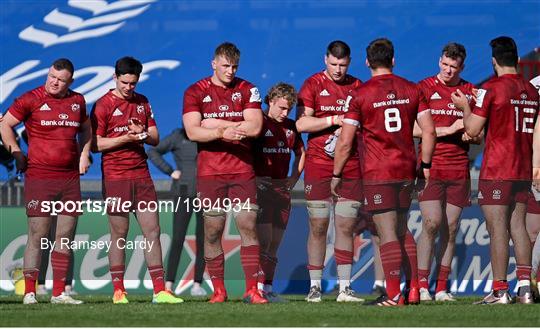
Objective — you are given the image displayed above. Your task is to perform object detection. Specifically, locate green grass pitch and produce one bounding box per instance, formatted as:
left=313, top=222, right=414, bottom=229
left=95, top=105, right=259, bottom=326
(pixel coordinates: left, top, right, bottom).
left=1, top=294, right=539, bottom=327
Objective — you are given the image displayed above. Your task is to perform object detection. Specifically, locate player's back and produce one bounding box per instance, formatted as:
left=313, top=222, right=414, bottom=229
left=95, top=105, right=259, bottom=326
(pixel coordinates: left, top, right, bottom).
left=352, top=74, right=426, bottom=183
left=476, top=74, right=539, bottom=180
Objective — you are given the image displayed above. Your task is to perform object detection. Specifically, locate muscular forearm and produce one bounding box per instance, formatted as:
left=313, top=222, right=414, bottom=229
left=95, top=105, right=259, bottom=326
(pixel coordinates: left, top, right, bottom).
left=185, top=125, right=223, bottom=143
left=296, top=115, right=338, bottom=133
left=237, top=120, right=261, bottom=138
left=95, top=135, right=132, bottom=152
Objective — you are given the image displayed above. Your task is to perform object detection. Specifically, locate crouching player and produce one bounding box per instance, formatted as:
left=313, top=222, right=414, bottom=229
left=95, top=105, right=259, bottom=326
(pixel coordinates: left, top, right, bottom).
left=254, top=83, right=305, bottom=302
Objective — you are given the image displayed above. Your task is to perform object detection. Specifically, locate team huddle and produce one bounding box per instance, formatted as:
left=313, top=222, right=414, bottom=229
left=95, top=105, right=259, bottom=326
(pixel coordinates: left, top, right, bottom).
left=1, top=35, right=539, bottom=306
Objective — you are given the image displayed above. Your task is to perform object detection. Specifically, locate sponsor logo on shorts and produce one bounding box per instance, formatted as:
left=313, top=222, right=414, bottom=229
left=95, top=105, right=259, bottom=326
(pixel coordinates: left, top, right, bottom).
left=374, top=194, right=382, bottom=205
left=305, top=184, right=312, bottom=195
left=492, top=189, right=502, bottom=200
left=27, top=199, right=39, bottom=210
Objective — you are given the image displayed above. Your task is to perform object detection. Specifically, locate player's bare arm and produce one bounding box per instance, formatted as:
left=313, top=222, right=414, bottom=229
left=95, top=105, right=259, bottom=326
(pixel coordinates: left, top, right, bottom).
left=144, top=126, right=159, bottom=146
left=417, top=110, right=436, bottom=180
left=331, top=119, right=357, bottom=197
left=533, top=118, right=540, bottom=191
left=93, top=131, right=148, bottom=153
left=0, top=112, right=27, bottom=172
left=451, top=89, right=486, bottom=137
left=78, top=119, right=92, bottom=175
left=295, top=106, right=342, bottom=133
left=183, top=111, right=246, bottom=142
left=288, top=143, right=306, bottom=190
left=200, top=118, right=238, bottom=129
left=236, top=108, right=263, bottom=138
left=413, top=118, right=464, bottom=138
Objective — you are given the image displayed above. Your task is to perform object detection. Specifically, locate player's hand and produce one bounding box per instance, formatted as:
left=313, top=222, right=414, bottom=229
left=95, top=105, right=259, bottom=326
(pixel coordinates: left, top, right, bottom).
left=286, top=177, right=299, bottom=191
left=201, top=118, right=219, bottom=129
left=533, top=167, right=540, bottom=192
left=462, top=132, right=474, bottom=142
left=450, top=89, right=468, bottom=110
left=222, top=125, right=247, bottom=141
left=336, top=115, right=345, bottom=126
left=12, top=151, right=27, bottom=173
left=330, top=176, right=341, bottom=198
left=125, top=131, right=148, bottom=143
left=79, top=153, right=91, bottom=175
left=256, top=176, right=272, bottom=190
left=451, top=119, right=464, bottom=134
left=128, top=118, right=145, bottom=134
left=171, top=170, right=182, bottom=180
left=471, top=88, right=479, bottom=103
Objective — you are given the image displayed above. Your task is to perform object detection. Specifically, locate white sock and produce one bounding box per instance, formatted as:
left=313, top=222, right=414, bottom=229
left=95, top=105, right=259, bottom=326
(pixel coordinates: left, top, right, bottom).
left=337, top=264, right=352, bottom=291
left=309, top=269, right=322, bottom=288
left=373, top=280, right=385, bottom=288
left=532, top=234, right=540, bottom=277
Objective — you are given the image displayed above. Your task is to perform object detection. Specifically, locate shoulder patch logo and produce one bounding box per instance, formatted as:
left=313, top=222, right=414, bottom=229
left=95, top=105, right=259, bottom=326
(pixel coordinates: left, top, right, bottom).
left=475, top=89, right=487, bottom=108
left=249, top=87, right=261, bottom=103
left=430, top=92, right=442, bottom=100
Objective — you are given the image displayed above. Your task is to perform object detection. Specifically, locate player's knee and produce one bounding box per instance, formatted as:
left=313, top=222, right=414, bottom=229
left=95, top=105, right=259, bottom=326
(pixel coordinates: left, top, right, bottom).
left=422, top=217, right=440, bottom=235
left=236, top=203, right=259, bottom=218
left=203, top=208, right=227, bottom=219
left=307, top=200, right=331, bottom=219
left=335, top=200, right=361, bottom=218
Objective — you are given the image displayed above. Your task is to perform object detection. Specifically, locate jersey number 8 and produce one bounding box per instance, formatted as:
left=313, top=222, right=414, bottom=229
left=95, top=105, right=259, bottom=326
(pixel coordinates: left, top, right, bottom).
left=384, top=108, right=402, bottom=132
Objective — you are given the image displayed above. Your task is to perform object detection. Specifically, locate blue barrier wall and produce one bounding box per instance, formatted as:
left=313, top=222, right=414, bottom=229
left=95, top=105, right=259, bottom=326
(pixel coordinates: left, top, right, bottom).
left=1, top=0, right=539, bottom=179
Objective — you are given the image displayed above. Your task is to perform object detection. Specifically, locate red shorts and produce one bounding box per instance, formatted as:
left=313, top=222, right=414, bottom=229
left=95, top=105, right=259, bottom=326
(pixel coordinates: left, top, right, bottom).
left=364, top=181, right=414, bottom=212
left=418, top=169, right=471, bottom=208
left=24, top=175, right=81, bottom=217
left=304, top=161, right=362, bottom=201
left=478, top=180, right=530, bottom=206
left=102, top=177, right=157, bottom=215
left=527, top=193, right=540, bottom=215
left=257, top=181, right=291, bottom=229
left=197, top=172, right=257, bottom=209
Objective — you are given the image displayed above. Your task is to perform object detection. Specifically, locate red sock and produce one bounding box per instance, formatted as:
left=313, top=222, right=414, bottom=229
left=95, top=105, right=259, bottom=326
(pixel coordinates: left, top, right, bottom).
left=260, top=253, right=277, bottom=286
left=334, top=248, right=353, bottom=265
left=148, top=265, right=165, bottom=294
left=23, top=268, right=39, bottom=295
left=240, top=245, right=260, bottom=292
left=418, top=268, right=430, bottom=290
left=205, top=253, right=225, bottom=293
left=436, top=265, right=451, bottom=293
left=516, top=264, right=532, bottom=281
left=493, top=280, right=509, bottom=291
left=51, top=250, right=70, bottom=297
left=380, top=241, right=402, bottom=300
left=400, top=231, right=418, bottom=289
left=110, top=265, right=125, bottom=292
